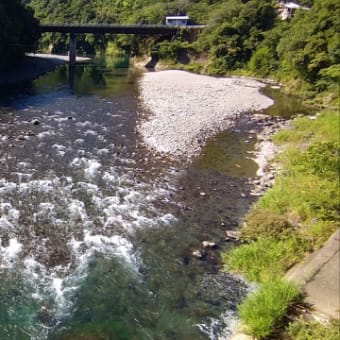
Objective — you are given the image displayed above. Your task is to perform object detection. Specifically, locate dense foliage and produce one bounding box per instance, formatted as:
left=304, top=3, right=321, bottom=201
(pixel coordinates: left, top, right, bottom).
left=0, top=0, right=39, bottom=70
left=26, top=0, right=339, bottom=98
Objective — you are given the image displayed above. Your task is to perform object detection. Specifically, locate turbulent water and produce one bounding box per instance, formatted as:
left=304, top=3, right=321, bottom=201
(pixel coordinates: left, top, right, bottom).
left=0, top=60, right=261, bottom=340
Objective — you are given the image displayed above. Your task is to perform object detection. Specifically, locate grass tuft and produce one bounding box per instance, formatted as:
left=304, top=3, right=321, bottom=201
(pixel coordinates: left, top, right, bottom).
left=223, top=237, right=308, bottom=283
left=240, top=209, right=295, bottom=241
left=238, top=280, right=300, bottom=339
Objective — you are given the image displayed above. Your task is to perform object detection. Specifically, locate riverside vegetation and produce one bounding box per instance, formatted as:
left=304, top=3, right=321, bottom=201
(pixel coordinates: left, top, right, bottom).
left=222, top=111, right=339, bottom=338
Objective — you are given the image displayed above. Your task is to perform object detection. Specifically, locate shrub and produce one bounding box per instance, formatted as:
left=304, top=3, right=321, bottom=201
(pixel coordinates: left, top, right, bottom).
left=248, top=46, right=277, bottom=76
left=157, top=40, right=187, bottom=63
left=238, top=280, right=300, bottom=339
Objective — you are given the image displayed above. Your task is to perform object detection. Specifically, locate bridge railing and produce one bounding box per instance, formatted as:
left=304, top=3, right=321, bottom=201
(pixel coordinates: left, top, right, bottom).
left=37, top=23, right=206, bottom=65
left=38, top=23, right=205, bottom=35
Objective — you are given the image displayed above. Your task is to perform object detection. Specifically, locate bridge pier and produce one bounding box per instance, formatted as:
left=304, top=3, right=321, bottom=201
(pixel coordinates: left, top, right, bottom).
left=69, top=33, right=76, bottom=65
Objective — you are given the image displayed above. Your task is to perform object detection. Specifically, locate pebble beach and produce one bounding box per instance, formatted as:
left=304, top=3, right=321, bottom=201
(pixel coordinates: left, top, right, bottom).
left=138, top=70, right=274, bottom=159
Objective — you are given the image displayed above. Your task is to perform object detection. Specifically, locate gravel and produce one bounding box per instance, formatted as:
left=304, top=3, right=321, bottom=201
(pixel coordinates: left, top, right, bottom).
left=138, top=70, right=274, bottom=159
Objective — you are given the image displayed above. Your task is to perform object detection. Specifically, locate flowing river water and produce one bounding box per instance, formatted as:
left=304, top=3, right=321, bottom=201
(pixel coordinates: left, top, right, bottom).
left=0, top=58, right=305, bottom=339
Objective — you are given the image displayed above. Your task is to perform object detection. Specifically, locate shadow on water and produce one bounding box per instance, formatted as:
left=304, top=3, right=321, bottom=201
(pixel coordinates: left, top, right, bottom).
left=0, top=56, right=137, bottom=108
left=31, top=57, right=139, bottom=98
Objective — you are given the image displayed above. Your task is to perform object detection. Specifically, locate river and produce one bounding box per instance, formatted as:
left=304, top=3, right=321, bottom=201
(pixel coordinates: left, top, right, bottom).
left=0, top=58, right=291, bottom=339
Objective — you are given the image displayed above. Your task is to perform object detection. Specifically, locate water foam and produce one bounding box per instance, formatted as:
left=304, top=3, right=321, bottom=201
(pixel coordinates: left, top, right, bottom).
left=0, top=151, right=177, bottom=331
left=0, top=238, right=23, bottom=268
left=0, top=96, right=181, bottom=337
left=197, top=310, right=239, bottom=340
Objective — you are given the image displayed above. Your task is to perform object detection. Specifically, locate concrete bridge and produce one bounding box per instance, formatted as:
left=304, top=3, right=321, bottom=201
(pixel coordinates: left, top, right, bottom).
left=38, top=23, right=205, bottom=65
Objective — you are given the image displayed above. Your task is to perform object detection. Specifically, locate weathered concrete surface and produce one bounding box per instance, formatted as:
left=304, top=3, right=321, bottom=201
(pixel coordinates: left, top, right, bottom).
left=285, top=228, right=340, bottom=320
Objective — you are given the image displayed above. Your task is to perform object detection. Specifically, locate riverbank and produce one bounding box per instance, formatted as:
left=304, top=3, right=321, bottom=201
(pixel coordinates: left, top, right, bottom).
left=224, top=110, right=339, bottom=338
left=137, top=70, right=274, bottom=159
left=0, top=53, right=90, bottom=88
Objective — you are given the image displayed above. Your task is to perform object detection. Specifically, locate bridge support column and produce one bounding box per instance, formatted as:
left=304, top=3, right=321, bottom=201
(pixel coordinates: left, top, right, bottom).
left=69, top=33, right=76, bottom=66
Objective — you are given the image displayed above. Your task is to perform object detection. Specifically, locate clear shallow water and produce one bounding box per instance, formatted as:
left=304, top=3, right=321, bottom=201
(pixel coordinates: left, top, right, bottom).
left=0, top=59, right=260, bottom=340
left=262, top=86, right=315, bottom=118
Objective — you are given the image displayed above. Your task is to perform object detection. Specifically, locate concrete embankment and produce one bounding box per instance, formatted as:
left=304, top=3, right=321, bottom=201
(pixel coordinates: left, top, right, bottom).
left=285, top=228, right=340, bottom=320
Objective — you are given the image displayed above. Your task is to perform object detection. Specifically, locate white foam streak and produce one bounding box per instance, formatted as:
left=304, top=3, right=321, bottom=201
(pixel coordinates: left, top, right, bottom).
left=1, top=238, right=23, bottom=268
left=82, top=231, right=138, bottom=267
left=70, top=157, right=102, bottom=179
left=0, top=150, right=178, bottom=330
left=52, top=278, right=63, bottom=298
left=196, top=310, right=239, bottom=340
left=68, top=200, right=88, bottom=222
left=84, top=159, right=101, bottom=179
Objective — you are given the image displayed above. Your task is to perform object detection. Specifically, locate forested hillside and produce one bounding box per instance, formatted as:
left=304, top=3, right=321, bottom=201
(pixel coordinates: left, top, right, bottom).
left=0, top=0, right=39, bottom=69
left=27, top=0, right=339, bottom=101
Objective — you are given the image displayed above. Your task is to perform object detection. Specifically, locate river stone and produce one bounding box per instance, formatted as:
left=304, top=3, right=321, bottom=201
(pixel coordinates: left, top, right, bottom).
left=202, top=241, right=217, bottom=249
left=225, top=230, right=239, bottom=241
left=192, top=249, right=205, bottom=259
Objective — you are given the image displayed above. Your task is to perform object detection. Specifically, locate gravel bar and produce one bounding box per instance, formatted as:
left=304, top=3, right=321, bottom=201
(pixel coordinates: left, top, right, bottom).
left=138, top=70, right=274, bottom=159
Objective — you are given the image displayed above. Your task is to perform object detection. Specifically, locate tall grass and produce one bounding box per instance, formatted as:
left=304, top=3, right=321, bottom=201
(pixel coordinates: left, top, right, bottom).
left=273, top=111, right=339, bottom=145
left=238, top=280, right=300, bottom=339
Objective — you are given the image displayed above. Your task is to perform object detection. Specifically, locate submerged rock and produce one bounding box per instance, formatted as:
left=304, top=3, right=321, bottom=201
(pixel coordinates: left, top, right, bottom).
left=192, top=249, right=205, bottom=259
left=202, top=241, right=217, bottom=249
left=225, top=230, right=239, bottom=241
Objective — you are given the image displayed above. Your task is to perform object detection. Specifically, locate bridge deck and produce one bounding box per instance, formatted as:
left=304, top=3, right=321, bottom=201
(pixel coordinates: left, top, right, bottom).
left=38, top=23, right=205, bottom=35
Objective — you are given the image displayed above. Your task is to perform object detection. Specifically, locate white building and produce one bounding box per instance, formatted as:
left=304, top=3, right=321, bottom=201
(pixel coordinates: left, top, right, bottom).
left=165, top=16, right=189, bottom=26
left=278, top=2, right=310, bottom=20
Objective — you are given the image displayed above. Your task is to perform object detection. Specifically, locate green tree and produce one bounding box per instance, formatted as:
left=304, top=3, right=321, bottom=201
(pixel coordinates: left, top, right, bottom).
left=277, top=0, right=340, bottom=85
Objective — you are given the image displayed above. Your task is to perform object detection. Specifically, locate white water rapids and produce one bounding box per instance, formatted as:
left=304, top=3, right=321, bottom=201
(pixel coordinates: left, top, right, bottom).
left=0, top=66, right=254, bottom=339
